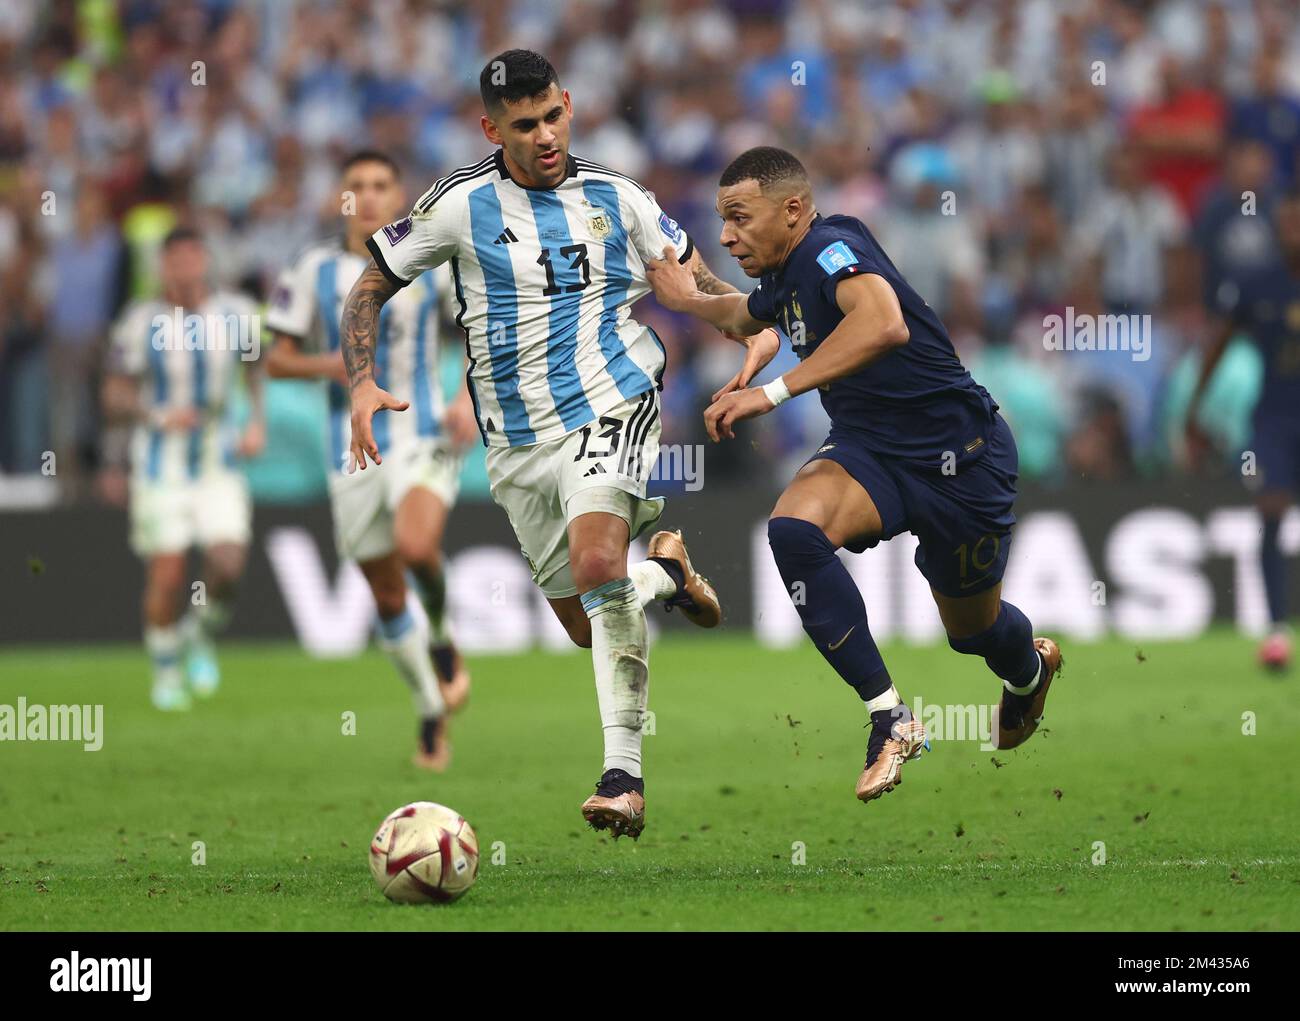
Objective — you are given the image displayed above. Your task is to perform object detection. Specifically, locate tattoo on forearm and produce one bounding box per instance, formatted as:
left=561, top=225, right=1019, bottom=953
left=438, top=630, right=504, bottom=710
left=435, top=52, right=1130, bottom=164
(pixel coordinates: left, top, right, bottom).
left=341, top=262, right=398, bottom=390
left=692, top=256, right=739, bottom=296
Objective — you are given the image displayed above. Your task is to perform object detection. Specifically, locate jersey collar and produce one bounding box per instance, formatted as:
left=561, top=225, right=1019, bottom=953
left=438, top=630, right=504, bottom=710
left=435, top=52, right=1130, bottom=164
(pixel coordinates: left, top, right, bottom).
left=493, top=147, right=578, bottom=190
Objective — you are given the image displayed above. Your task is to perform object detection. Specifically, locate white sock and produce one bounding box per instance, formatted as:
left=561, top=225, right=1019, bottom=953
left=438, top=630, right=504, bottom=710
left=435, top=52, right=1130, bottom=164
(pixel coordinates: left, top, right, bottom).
left=145, top=624, right=183, bottom=691
left=1004, top=653, right=1044, bottom=695
left=580, top=577, right=649, bottom=776
left=629, top=559, right=675, bottom=607
left=376, top=608, right=445, bottom=718
left=864, top=685, right=902, bottom=714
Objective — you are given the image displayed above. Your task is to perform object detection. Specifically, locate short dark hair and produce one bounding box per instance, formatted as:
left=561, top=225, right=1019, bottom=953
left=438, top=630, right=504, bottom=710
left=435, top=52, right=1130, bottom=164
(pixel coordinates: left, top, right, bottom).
left=719, top=146, right=810, bottom=193
left=341, top=149, right=400, bottom=179
left=162, top=226, right=203, bottom=250
left=479, top=49, right=559, bottom=113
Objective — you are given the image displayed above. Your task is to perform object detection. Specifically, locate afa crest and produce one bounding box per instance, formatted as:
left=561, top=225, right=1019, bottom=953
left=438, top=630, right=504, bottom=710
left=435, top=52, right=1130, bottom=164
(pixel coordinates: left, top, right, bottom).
left=587, top=209, right=612, bottom=240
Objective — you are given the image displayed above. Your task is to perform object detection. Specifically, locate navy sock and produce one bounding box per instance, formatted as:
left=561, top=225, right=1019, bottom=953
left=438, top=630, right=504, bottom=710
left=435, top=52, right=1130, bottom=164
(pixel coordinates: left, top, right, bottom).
left=767, top=516, right=891, bottom=701
left=1261, top=516, right=1287, bottom=626
left=948, top=601, right=1039, bottom=689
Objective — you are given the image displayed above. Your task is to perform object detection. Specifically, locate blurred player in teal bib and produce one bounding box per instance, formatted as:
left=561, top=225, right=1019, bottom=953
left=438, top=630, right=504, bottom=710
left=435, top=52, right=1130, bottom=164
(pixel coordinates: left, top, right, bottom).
left=647, top=147, right=1063, bottom=803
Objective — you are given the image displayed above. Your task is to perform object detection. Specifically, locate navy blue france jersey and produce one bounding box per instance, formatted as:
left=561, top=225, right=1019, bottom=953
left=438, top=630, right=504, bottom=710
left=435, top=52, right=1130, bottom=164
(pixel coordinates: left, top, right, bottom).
left=746, top=213, right=997, bottom=467
left=1215, top=261, right=1300, bottom=417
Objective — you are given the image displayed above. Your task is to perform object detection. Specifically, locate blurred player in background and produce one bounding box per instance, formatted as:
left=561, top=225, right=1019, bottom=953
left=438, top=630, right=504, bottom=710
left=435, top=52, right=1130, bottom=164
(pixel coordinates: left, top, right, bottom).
left=103, top=228, right=265, bottom=711
left=648, top=147, right=1062, bottom=803
left=343, top=51, right=771, bottom=838
left=265, top=151, right=476, bottom=771
left=1189, top=189, right=1300, bottom=672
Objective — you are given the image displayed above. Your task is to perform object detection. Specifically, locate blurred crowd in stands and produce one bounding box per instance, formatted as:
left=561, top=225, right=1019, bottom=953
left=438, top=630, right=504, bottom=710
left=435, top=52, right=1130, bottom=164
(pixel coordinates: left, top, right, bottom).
left=0, top=0, right=1293, bottom=502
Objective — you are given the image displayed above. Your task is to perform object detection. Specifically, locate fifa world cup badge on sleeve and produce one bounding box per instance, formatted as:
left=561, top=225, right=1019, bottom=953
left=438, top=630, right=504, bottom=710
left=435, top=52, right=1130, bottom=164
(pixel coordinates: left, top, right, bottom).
left=658, top=212, right=682, bottom=243
left=383, top=217, right=414, bottom=245
left=816, top=240, right=858, bottom=274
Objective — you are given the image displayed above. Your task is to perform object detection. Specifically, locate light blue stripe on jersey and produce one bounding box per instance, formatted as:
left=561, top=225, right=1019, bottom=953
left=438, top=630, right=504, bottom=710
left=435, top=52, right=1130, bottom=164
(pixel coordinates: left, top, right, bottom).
left=316, top=258, right=347, bottom=468
left=374, top=306, right=391, bottom=454
left=187, top=311, right=208, bottom=479
left=582, top=181, right=653, bottom=400
left=147, top=323, right=167, bottom=481
left=469, top=183, right=534, bottom=444
left=413, top=272, right=439, bottom=437
left=526, top=189, right=594, bottom=430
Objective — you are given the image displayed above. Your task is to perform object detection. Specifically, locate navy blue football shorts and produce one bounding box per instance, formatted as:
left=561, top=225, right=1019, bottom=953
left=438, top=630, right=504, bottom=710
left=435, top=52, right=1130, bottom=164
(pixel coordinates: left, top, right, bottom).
left=805, top=412, right=1019, bottom=598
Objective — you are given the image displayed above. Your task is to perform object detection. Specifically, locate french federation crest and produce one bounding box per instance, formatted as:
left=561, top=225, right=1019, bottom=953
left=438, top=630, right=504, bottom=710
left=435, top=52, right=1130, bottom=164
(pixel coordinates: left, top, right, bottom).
left=587, top=209, right=612, bottom=240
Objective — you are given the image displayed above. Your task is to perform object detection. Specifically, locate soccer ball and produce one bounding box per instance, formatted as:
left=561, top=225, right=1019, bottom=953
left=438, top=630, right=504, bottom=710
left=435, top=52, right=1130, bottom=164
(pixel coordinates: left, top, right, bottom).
left=368, top=801, right=480, bottom=904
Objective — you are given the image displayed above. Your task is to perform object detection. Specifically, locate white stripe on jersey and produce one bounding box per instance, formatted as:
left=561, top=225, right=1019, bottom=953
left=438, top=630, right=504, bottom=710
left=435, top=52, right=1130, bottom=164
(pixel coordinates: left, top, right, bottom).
left=266, top=237, right=449, bottom=472
left=370, top=150, right=691, bottom=448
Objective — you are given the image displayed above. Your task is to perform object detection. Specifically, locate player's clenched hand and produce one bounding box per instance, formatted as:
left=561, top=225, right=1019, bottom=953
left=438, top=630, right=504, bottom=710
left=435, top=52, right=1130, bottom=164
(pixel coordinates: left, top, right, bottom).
left=349, top=380, right=409, bottom=470
left=703, top=386, right=775, bottom=442
left=713, top=328, right=781, bottom=401
left=645, top=244, right=697, bottom=311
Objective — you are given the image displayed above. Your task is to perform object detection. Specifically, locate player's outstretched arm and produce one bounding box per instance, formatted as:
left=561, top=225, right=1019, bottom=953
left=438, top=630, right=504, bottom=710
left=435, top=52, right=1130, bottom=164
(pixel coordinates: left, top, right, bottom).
left=781, top=273, right=908, bottom=396
left=702, top=273, right=907, bottom=443
left=686, top=248, right=740, bottom=298
left=683, top=248, right=782, bottom=395
left=647, top=244, right=780, bottom=393
left=265, top=331, right=348, bottom=385
left=646, top=245, right=765, bottom=336
left=341, top=260, right=408, bottom=469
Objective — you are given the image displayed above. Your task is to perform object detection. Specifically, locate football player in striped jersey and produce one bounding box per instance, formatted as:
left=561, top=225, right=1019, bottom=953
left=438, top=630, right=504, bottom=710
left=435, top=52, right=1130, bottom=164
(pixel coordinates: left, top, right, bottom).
left=266, top=151, right=477, bottom=771
left=103, top=228, right=265, bottom=711
left=342, top=50, right=776, bottom=838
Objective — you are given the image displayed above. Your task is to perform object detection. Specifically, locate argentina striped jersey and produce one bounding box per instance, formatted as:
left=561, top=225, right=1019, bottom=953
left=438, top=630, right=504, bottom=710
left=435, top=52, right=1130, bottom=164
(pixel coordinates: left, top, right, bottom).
left=266, top=237, right=452, bottom=472
left=109, top=292, right=257, bottom=485
left=366, top=150, right=692, bottom=448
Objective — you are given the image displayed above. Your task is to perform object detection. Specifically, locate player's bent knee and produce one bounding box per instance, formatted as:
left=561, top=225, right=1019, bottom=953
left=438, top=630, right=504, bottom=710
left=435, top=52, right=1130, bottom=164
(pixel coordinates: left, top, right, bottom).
left=396, top=538, right=439, bottom=570
left=570, top=546, right=624, bottom=591
left=767, top=516, right=833, bottom=566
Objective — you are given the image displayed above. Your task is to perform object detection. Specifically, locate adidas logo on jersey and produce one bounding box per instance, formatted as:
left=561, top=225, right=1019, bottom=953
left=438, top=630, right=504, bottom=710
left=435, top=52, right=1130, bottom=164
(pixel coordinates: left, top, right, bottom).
left=493, top=228, right=519, bottom=245
left=582, top=464, right=608, bottom=478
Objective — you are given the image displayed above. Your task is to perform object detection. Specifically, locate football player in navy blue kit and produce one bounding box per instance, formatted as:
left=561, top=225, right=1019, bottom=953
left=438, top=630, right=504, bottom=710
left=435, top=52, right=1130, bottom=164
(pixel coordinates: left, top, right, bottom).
left=647, top=147, right=1062, bottom=803
left=1188, top=189, right=1300, bottom=671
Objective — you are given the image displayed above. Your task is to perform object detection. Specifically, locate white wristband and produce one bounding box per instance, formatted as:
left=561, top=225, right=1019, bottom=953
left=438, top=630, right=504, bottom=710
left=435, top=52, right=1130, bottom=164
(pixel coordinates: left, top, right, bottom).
left=761, top=375, right=792, bottom=407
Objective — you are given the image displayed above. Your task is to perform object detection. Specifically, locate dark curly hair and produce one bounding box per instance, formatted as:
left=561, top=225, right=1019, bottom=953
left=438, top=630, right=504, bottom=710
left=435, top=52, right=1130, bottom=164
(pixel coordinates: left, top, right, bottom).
left=479, top=50, right=560, bottom=113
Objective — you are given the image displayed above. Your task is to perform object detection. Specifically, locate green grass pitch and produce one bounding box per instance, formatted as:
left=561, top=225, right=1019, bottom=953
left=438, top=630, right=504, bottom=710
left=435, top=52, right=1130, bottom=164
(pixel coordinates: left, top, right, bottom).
left=1, top=633, right=1297, bottom=931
